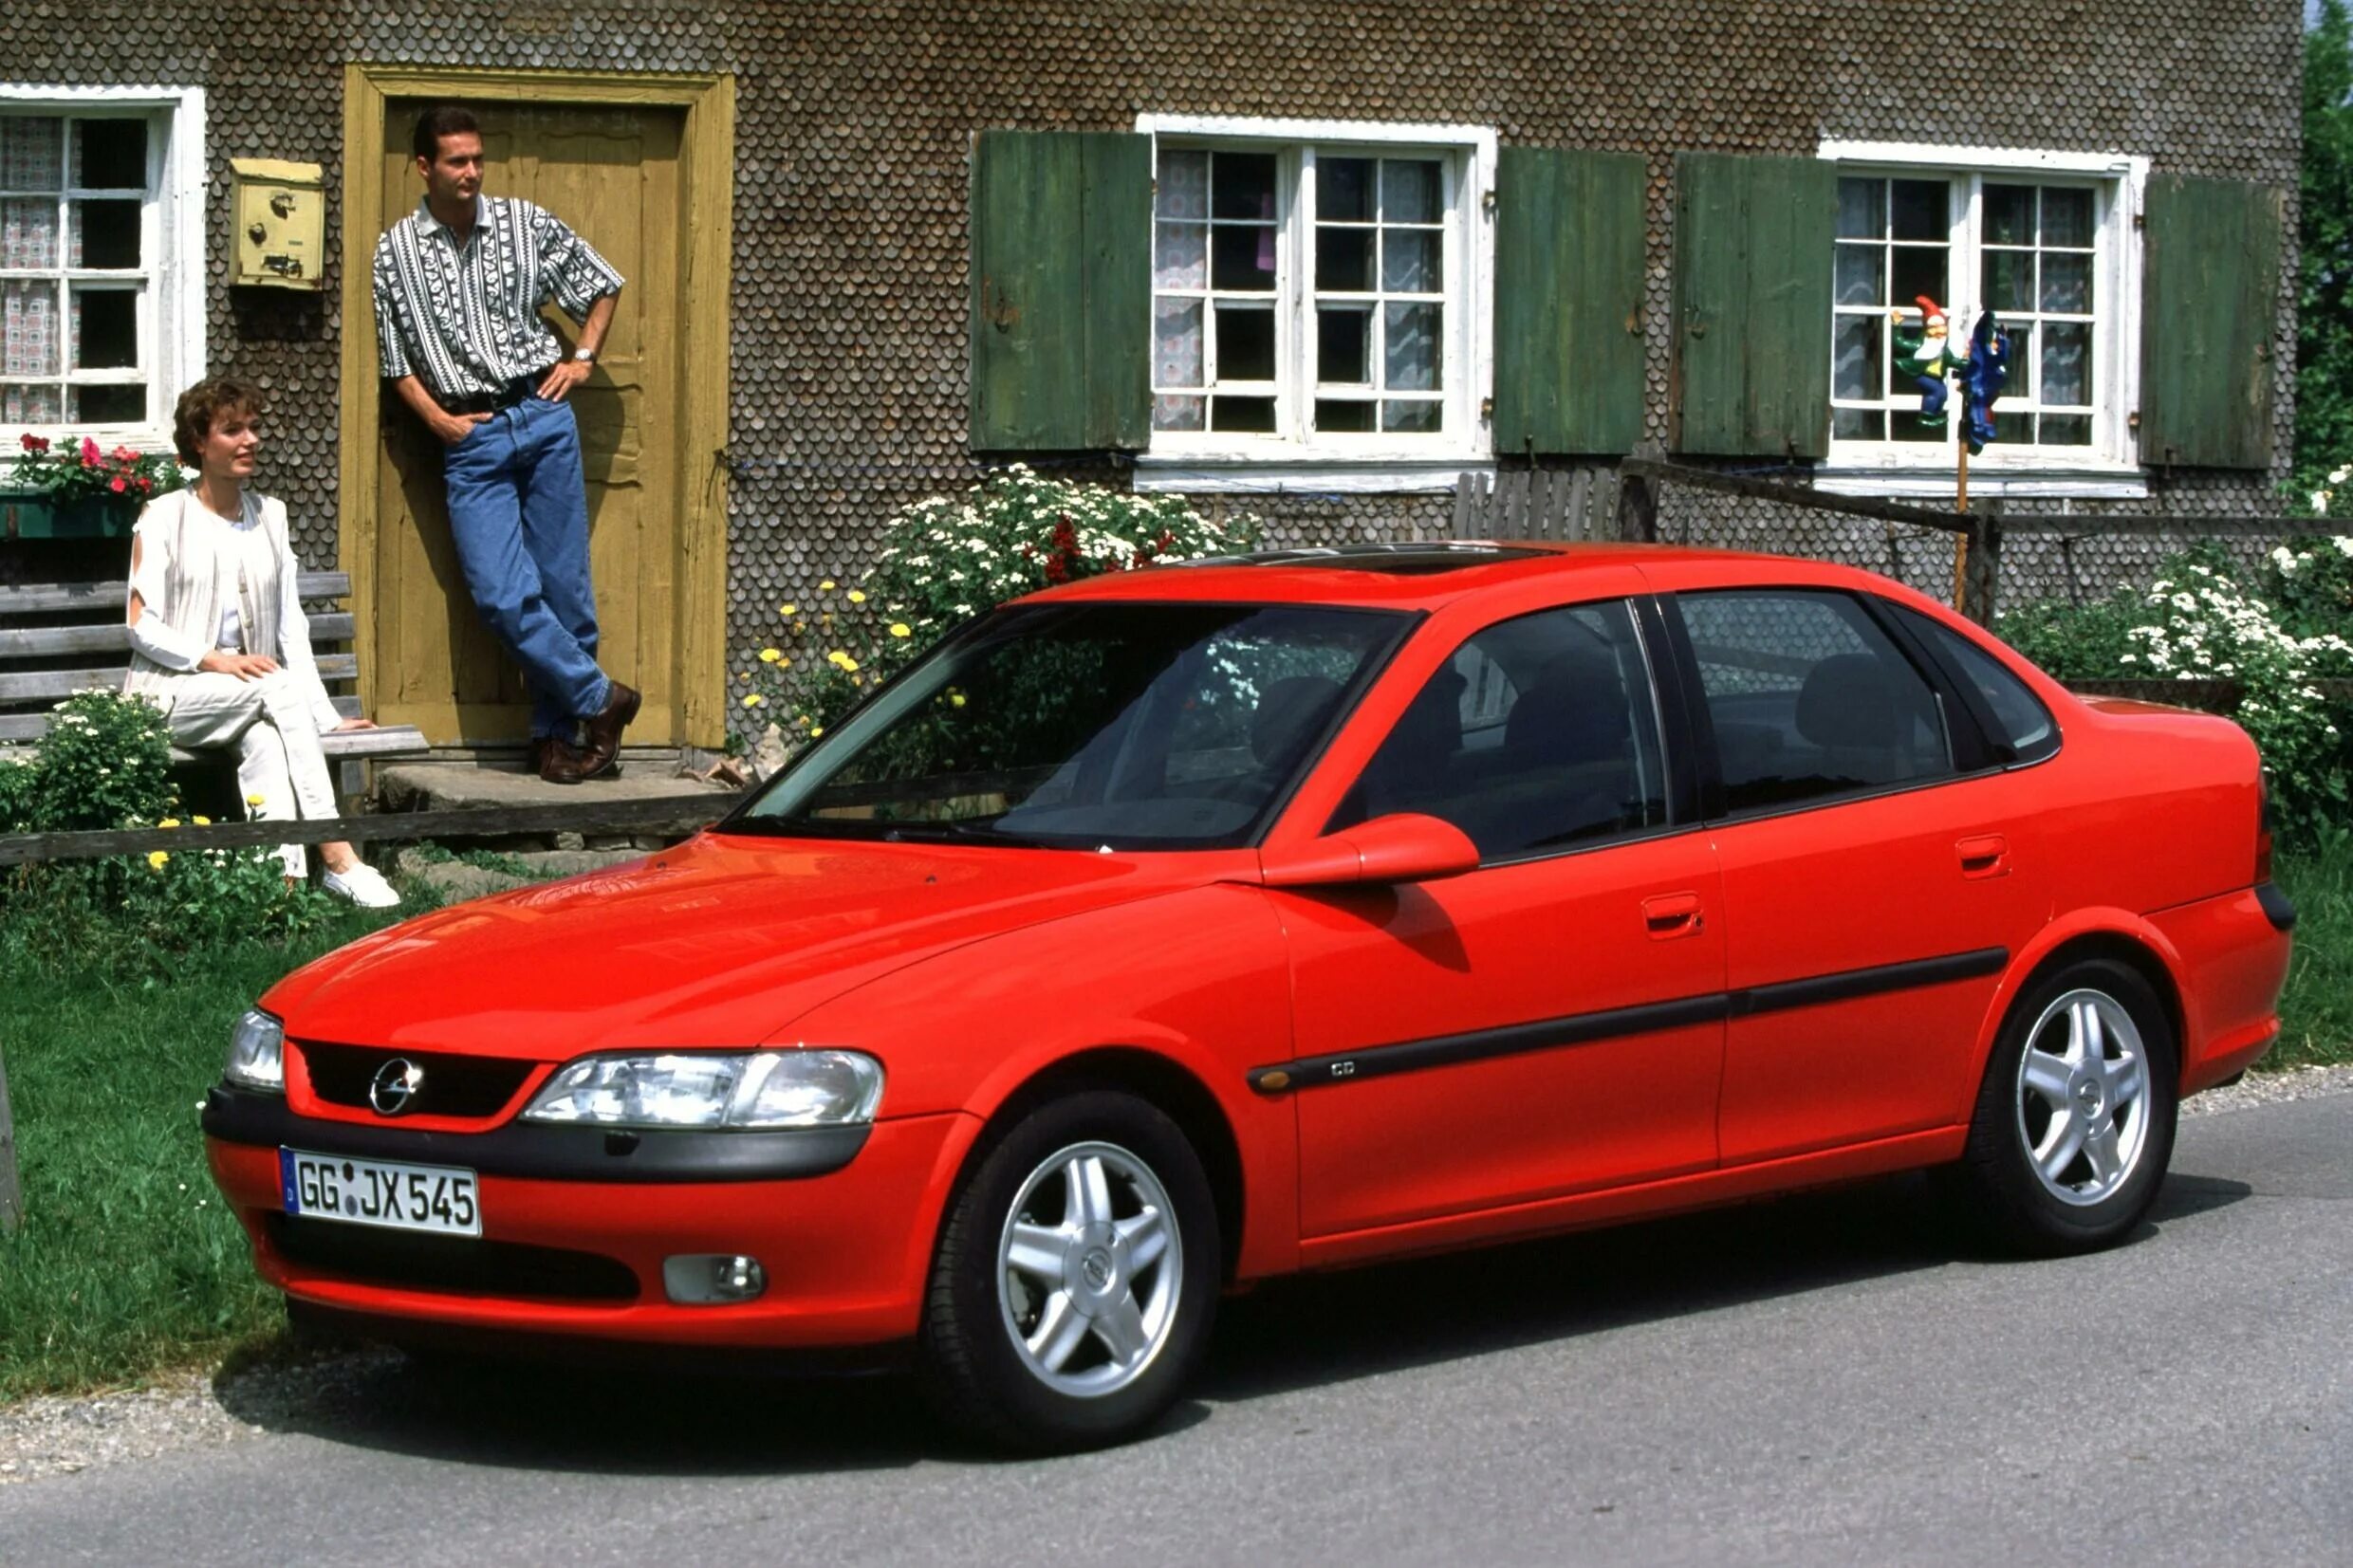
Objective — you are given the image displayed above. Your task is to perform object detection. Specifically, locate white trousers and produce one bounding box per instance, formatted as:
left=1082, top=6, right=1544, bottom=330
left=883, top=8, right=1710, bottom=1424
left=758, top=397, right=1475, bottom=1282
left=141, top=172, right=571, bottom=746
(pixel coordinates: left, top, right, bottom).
left=158, top=671, right=338, bottom=877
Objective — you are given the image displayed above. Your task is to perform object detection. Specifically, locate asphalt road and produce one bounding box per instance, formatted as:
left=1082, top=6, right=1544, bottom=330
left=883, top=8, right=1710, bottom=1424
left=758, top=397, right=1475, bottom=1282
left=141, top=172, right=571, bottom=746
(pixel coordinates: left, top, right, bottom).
left=4, top=1091, right=2346, bottom=1567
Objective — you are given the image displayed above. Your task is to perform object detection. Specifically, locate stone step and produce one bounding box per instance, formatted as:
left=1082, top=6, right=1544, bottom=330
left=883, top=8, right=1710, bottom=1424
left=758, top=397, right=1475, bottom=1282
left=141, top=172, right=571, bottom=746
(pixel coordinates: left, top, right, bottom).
left=376, top=755, right=736, bottom=854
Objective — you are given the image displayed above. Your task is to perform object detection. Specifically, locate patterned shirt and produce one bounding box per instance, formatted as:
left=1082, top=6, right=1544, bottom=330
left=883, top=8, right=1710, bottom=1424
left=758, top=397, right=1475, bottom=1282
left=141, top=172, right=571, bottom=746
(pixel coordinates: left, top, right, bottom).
left=370, top=194, right=624, bottom=400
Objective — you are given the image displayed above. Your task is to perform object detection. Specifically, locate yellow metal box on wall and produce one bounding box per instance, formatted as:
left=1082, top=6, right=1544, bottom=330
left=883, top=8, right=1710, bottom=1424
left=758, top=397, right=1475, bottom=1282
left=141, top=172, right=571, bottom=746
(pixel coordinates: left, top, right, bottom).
left=229, top=158, right=325, bottom=288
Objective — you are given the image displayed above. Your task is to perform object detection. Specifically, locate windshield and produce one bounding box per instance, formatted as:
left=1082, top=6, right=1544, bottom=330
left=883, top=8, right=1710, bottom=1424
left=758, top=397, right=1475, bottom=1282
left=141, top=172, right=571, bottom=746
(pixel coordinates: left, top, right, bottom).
left=732, top=600, right=1413, bottom=850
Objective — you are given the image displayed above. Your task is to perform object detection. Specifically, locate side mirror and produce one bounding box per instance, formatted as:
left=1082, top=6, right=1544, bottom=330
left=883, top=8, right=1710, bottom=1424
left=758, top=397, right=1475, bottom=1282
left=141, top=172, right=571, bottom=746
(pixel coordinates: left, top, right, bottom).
left=1257, top=812, right=1482, bottom=889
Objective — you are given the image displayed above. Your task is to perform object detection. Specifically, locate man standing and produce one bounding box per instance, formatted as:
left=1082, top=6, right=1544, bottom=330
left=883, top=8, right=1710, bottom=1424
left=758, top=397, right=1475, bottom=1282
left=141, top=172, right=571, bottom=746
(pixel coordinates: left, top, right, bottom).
left=371, top=104, right=638, bottom=783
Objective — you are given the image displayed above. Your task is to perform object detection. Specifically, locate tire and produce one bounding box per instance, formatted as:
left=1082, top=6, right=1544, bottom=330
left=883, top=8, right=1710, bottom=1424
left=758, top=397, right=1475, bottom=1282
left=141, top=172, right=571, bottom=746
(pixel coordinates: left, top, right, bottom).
left=918, top=1089, right=1220, bottom=1452
left=1951, top=957, right=2178, bottom=1255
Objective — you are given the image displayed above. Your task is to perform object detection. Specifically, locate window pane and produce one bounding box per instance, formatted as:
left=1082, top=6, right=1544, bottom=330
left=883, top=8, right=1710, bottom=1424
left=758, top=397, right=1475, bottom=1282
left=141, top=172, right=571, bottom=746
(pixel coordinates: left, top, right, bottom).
left=1382, top=229, right=1439, bottom=293
left=1891, top=178, right=1946, bottom=241
left=2, top=280, right=60, bottom=376
left=1384, top=303, right=1440, bottom=391
left=1900, top=609, right=2056, bottom=759
left=1214, top=304, right=1275, bottom=379
left=1984, top=184, right=2034, bottom=246
left=1316, top=226, right=1372, bottom=291
left=2041, top=321, right=2090, bottom=406
left=1329, top=600, right=1666, bottom=857
left=1315, top=398, right=1375, bottom=433
left=72, top=120, right=146, bottom=190
left=1677, top=590, right=1950, bottom=814
left=1210, top=395, right=1275, bottom=433
left=1834, top=314, right=1881, bottom=400
left=1154, top=223, right=1206, bottom=289
left=1890, top=411, right=1943, bottom=443
left=1211, top=152, right=1276, bottom=220
left=1993, top=410, right=2033, bottom=445
left=1321, top=157, right=1373, bottom=222
left=1154, top=298, right=1203, bottom=387
left=1, top=118, right=63, bottom=191
left=1210, top=225, right=1275, bottom=291
left=70, top=198, right=140, bottom=268
left=2041, top=187, right=2093, bottom=248
left=2039, top=413, right=2093, bottom=446
left=2, top=382, right=64, bottom=421
left=1833, top=406, right=1884, bottom=441
left=1836, top=176, right=1884, bottom=239
left=1835, top=244, right=1881, bottom=305
left=72, top=286, right=139, bottom=369
left=1380, top=159, right=1440, bottom=223
left=1317, top=304, right=1370, bottom=384
left=1380, top=399, right=1442, bottom=434
left=2040, top=251, right=2091, bottom=314
left=1156, top=150, right=1209, bottom=220
left=1983, top=249, right=2034, bottom=312
left=2004, top=321, right=2034, bottom=392
left=1890, top=246, right=1947, bottom=309
left=1152, top=394, right=1205, bottom=433
left=2, top=197, right=58, bottom=267
left=72, top=383, right=143, bottom=423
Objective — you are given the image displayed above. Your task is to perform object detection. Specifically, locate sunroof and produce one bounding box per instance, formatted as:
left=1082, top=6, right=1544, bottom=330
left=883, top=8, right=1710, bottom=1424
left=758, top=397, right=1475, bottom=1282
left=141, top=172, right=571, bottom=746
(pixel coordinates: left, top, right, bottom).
left=1176, top=543, right=1554, bottom=576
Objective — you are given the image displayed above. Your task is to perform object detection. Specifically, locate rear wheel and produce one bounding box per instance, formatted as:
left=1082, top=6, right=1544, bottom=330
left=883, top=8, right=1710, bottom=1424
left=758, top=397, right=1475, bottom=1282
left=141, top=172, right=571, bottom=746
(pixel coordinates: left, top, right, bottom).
left=1953, top=958, right=2177, bottom=1254
left=919, top=1090, right=1219, bottom=1452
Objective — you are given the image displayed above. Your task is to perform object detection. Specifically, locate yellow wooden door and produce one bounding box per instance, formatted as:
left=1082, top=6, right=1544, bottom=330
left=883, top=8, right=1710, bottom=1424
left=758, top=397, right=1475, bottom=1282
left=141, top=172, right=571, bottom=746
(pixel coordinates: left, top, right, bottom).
left=370, top=101, right=684, bottom=745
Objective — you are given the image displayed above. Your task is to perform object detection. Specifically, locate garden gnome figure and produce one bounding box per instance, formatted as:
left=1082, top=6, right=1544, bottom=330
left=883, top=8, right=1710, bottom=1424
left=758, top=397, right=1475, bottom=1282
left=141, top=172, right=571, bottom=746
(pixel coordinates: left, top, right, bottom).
left=1891, top=295, right=1966, bottom=428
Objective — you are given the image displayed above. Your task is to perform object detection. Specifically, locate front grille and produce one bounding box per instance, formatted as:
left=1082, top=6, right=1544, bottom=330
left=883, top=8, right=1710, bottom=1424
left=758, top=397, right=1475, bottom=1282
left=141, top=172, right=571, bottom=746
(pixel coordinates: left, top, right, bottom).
left=265, top=1214, right=640, bottom=1302
left=299, top=1042, right=536, bottom=1118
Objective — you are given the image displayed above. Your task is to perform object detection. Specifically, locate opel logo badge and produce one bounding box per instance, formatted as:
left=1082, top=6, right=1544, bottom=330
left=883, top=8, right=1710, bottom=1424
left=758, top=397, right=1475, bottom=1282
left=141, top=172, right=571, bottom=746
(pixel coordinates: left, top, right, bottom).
left=369, top=1059, right=425, bottom=1116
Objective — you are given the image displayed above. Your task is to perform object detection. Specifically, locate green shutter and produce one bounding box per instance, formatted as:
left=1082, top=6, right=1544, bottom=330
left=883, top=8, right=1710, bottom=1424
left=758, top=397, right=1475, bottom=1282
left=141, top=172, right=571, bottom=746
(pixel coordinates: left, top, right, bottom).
left=1491, top=147, right=1649, bottom=456
left=1669, top=152, right=1835, bottom=458
left=2140, top=175, right=2283, bottom=470
left=969, top=130, right=1151, bottom=452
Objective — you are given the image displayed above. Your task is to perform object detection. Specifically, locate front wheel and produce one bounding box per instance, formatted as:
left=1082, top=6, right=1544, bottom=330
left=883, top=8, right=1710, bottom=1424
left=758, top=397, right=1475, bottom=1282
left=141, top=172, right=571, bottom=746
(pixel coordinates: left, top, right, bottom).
left=1951, top=958, right=2178, bottom=1254
left=919, top=1090, right=1220, bottom=1451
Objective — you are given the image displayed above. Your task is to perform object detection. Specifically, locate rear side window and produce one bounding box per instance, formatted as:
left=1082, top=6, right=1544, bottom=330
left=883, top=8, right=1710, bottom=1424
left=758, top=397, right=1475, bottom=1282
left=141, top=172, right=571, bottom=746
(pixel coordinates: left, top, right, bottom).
left=1675, top=590, right=1952, bottom=815
left=1899, top=608, right=2059, bottom=763
left=1329, top=599, right=1670, bottom=859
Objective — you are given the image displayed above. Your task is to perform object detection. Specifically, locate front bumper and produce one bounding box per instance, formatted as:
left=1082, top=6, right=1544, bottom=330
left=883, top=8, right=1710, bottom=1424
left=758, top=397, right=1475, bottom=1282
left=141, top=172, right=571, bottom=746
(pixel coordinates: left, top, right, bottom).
left=204, top=1088, right=978, bottom=1349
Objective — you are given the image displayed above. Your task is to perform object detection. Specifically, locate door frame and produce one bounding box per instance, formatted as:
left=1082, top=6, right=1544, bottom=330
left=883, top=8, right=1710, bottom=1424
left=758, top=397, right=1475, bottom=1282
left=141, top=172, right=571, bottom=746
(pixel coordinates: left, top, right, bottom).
left=336, top=63, right=735, bottom=747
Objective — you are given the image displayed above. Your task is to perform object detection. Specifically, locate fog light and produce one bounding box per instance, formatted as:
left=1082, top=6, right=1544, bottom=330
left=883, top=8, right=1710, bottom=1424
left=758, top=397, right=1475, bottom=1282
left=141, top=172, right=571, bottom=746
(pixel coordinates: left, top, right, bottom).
left=663, top=1253, right=768, bottom=1304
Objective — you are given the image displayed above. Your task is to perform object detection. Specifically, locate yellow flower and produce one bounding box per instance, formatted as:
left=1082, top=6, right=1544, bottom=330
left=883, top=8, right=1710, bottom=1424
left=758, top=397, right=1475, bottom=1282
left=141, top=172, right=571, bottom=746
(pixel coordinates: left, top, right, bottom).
left=950, top=692, right=967, bottom=708
left=246, top=792, right=266, bottom=807
left=774, top=656, right=790, bottom=669
left=157, top=817, right=181, bottom=829
left=779, top=603, right=798, bottom=617
left=819, top=579, right=836, bottom=591
left=889, top=622, right=911, bottom=638
left=742, top=693, right=765, bottom=708
left=146, top=850, right=169, bottom=870
left=759, top=648, right=782, bottom=663
left=827, top=650, right=860, bottom=673
left=808, top=727, right=824, bottom=738
left=193, top=816, right=211, bottom=826
left=846, top=589, right=867, bottom=604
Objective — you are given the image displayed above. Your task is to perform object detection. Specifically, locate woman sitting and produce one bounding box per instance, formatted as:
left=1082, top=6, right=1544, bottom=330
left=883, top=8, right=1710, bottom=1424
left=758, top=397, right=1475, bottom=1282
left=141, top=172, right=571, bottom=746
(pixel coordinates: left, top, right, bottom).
left=121, top=377, right=399, bottom=908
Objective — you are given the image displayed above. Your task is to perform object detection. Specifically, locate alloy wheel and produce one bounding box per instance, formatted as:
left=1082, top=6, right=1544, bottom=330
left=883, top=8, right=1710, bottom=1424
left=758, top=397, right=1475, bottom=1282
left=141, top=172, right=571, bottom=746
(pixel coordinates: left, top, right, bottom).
left=995, top=1140, right=1182, bottom=1399
left=2013, top=987, right=2153, bottom=1207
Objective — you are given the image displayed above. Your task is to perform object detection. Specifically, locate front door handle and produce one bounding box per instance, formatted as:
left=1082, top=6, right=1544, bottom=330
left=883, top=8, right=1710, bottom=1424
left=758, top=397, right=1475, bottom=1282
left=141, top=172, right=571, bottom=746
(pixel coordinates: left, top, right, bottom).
left=1641, top=891, right=1705, bottom=939
left=1957, top=834, right=2011, bottom=879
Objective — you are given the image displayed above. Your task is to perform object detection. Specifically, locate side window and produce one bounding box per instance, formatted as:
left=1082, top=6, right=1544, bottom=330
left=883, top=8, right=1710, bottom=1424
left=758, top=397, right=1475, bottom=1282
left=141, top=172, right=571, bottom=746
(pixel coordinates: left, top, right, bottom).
left=1676, top=590, right=1952, bottom=815
left=1330, top=600, right=1669, bottom=858
left=1898, top=607, right=2059, bottom=763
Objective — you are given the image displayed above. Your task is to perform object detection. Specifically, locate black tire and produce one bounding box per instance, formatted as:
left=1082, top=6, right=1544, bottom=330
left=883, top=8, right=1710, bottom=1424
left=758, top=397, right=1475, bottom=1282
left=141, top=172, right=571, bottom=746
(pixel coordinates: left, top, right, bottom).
left=918, top=1089, right=1220, bottom=1452
left=1950, top=957, right=2178, bottom=1255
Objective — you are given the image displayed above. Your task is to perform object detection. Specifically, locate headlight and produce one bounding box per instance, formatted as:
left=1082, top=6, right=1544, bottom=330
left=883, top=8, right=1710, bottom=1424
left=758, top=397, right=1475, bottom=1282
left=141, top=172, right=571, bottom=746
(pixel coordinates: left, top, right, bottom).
left=225, top=1009, right=286, bottom=1093
left=519, top=1050, right=884, bottom=1130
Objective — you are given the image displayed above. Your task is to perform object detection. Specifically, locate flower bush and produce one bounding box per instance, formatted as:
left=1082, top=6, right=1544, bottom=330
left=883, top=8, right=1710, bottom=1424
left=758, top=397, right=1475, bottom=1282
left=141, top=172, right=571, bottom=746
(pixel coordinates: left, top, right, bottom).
left=731, top=468, right=1259, bottom=759
left=10, top=433, right=184, bottom=507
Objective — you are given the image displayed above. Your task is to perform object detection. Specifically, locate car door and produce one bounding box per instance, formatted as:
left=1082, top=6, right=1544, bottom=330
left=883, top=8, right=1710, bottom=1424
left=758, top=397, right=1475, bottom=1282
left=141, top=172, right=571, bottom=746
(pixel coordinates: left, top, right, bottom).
left=1273, top=596, right=1728, bottom=1239
left=1664, top=587, right=2049, bottom=1165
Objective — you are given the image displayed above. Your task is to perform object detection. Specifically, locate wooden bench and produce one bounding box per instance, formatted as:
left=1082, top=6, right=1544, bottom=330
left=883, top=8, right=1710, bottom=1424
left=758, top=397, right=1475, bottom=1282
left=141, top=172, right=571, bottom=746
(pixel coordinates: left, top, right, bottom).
left=0, top=571, right=428, bottom=794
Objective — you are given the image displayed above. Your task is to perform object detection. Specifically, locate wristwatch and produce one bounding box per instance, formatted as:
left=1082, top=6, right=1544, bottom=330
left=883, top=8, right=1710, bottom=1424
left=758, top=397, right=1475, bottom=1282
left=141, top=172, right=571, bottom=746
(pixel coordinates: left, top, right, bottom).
left=572, top=347, right=597, bottom=364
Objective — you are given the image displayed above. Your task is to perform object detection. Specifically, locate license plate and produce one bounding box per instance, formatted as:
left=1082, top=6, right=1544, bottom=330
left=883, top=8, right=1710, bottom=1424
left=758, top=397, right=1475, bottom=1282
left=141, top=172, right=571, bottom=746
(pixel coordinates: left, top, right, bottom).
left=279, top=1148, right=481, bottom=1237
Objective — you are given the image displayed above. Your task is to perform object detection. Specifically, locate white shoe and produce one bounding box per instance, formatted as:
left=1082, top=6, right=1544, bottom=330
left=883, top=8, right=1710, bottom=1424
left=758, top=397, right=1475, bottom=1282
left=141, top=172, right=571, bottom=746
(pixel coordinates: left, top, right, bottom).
left=323, top=862, right=400, bottom=909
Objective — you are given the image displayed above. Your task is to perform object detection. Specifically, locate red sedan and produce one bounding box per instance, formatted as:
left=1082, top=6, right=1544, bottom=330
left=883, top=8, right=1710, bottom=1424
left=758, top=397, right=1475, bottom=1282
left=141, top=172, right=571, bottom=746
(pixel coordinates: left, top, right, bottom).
left=205, top=544, right=2293, bottom=1449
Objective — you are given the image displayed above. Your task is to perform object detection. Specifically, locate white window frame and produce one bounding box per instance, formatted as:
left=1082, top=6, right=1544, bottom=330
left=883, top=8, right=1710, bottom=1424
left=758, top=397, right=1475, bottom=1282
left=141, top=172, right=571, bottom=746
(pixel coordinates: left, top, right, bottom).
left=1814, top=139, right=2148, bottom=502
left=1133, top=114, right=1496, bottom=494
left=0, top=83, right=205, bottom=464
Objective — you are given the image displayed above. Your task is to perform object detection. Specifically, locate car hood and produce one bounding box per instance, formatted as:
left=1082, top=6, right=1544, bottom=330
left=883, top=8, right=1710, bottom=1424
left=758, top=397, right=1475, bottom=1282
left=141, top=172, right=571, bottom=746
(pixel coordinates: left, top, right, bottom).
left=264, top=832, right=1248, bottom=1058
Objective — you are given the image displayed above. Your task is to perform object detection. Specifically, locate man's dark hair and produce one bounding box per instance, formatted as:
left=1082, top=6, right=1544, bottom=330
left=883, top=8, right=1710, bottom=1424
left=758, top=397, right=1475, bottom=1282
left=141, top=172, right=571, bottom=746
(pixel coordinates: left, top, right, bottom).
left=173, top=377, right=266, bottom=467
left=413, top=104, right=480, bottom=162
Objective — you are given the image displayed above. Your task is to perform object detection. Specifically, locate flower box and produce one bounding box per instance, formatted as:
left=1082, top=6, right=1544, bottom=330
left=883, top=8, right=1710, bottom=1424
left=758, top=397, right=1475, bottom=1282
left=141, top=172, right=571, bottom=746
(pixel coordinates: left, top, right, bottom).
left=0, top=490, right=137, bottom=541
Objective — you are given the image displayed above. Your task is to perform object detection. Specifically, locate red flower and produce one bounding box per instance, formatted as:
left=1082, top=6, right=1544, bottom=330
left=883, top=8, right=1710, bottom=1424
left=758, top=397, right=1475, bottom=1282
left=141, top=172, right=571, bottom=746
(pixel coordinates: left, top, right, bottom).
left=18, top=433, right=46, bottom=453
left=80, top=436, right=101, bottom=466
left=136, top=477, right=153, bottom=493
left=110, top=445, right=136, bottom=463
left=109, top=475, right=127, bottom=493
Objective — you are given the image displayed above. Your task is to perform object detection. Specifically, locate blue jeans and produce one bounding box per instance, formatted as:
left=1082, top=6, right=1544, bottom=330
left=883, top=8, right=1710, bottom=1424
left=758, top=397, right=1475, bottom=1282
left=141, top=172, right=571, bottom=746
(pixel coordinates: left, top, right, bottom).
left=441, top=395, right=611, bottom=740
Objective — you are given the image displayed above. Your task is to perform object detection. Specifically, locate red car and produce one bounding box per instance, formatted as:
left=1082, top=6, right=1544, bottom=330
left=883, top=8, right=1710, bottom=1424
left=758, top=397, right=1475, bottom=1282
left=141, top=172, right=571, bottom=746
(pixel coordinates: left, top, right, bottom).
left=205, top=544, right=2293, bottom=1449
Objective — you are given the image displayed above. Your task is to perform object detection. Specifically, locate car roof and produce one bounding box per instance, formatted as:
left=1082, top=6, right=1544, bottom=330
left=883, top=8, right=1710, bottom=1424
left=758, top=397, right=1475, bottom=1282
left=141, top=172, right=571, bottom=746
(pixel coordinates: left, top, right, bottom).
left=1014, top=541, right=1881, bottom=612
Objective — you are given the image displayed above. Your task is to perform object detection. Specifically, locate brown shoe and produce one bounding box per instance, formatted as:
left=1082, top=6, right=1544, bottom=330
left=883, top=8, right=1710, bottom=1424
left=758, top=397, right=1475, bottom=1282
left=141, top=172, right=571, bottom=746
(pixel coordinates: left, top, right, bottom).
left=576, top=680, right=640, bottom=781
left=538, top=735, right=590, bottom=785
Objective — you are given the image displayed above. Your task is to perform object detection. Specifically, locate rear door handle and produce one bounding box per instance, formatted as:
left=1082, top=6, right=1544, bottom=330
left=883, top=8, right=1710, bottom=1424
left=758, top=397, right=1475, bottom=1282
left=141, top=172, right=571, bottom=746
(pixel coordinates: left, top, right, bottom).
left=1957, top=834, right=2010, bottom=879
left=1641, top=892, right=1705, bottom=939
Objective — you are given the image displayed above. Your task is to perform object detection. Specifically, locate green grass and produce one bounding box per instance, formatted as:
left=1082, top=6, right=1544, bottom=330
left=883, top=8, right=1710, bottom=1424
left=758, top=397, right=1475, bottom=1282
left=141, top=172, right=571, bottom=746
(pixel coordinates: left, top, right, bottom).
left=0, top=840, right=2346, bottom=1404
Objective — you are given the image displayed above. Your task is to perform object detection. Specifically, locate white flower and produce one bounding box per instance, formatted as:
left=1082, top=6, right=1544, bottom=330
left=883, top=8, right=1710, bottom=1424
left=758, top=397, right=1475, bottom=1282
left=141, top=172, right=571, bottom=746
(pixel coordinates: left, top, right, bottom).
left=2312, top=489, right=2331, bottom=514
left=2331, top=467, right=2350, bottom=485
